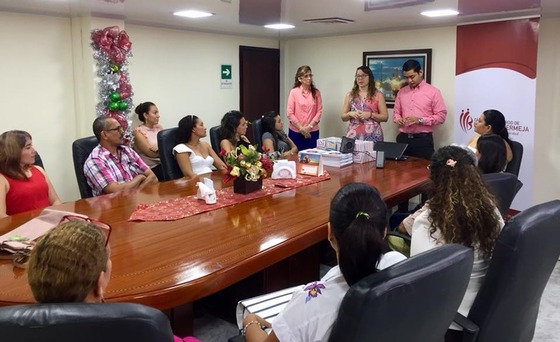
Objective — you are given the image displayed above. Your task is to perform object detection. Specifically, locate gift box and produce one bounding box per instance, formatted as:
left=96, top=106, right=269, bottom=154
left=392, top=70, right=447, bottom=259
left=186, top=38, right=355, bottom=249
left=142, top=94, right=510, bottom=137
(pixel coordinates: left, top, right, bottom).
left=316, top=137, right=342, bottom=151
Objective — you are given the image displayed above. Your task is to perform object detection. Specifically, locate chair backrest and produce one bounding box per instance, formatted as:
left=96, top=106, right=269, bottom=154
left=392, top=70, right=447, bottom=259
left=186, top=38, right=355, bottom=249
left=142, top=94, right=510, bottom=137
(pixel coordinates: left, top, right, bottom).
left=482, top=172, right=519, bottom=216
left=0, top=302, right=174, bottom=342
left=209, top=125, right=221, bottom=155
left=71, top=136, right=98, bottom=199
left=251, top=118, right=263, bottom=152
left=467, top=200, right=560, bottom=342
left=505, top=140, right=523, bottom=176
left=156, top=128, right=183, bottom=181
left=34, top=151, right=44, bottom=169
left=328, top=244, right=474, bottom=342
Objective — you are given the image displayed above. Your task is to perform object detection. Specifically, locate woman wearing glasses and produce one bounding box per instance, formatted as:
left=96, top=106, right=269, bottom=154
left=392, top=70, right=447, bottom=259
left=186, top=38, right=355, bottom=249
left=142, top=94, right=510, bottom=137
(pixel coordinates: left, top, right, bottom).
left=0, top=130, right=61, bottom=218
left=219, top=110, right=251, bottom=154
left=287, top=65, right=323, bottom=150
left=27, top=218, right=201, bottom=342
left=174, top=115, right=227, bottom=178
left=341, top=66, right=388, bottom=142
left=132, top=101, right=164, bottom=180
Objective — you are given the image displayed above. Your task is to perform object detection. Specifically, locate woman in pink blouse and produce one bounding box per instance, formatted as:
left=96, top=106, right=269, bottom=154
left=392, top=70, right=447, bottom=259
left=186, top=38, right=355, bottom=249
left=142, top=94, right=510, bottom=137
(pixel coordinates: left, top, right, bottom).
left=132, top=102, right=164, bottom=180
left=287, top=65, right=323, bottom=150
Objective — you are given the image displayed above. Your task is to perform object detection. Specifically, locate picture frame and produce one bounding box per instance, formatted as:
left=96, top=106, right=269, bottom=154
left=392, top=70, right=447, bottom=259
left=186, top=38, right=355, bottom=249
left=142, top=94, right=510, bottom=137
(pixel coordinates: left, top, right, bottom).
left=363, top=49, right=432, bottom=108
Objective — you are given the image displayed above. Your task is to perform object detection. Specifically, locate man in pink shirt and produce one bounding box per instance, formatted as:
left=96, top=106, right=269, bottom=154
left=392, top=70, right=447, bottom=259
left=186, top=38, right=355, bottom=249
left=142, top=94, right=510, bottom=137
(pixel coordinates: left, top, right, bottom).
left=393, top=59, right=447, bottom=160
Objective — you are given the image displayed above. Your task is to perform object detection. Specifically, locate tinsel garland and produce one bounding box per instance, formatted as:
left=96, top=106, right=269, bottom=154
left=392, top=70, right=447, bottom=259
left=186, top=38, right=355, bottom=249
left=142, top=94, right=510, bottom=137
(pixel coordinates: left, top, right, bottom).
left=91, top=26, right=134, bottom=143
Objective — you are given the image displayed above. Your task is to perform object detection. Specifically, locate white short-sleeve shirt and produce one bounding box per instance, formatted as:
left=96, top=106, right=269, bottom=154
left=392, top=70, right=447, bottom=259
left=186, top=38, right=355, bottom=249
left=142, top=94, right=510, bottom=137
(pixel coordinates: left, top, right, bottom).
left=410, top=207, right=504, bottom=326
left=272, top=251, right=407, bottom=342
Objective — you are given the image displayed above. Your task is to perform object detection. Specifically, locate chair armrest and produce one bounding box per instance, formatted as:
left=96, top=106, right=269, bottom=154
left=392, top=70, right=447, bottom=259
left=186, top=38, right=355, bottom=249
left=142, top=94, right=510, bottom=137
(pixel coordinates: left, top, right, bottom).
left=452, top=312, right=479, bottom=342
left=386, top=231, right=411, bottom=242
left=228, top=333, right=246, bottom=342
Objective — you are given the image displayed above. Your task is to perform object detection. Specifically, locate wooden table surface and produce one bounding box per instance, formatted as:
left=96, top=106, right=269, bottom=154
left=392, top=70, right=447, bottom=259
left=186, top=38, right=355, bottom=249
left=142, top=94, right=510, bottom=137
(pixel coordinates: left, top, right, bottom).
left=0, top=158, right=430, bottom=309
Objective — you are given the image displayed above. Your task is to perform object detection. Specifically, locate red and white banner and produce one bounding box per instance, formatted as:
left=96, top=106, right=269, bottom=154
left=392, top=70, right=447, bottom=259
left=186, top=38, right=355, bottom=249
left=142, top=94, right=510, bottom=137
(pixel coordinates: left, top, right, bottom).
left=454, top=18, right=539, bottom=210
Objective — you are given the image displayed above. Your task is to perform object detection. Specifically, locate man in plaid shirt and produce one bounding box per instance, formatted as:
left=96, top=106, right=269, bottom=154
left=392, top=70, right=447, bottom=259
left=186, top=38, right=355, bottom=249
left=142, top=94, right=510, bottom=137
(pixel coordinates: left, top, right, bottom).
left=84, top=116, right=157, bottom=196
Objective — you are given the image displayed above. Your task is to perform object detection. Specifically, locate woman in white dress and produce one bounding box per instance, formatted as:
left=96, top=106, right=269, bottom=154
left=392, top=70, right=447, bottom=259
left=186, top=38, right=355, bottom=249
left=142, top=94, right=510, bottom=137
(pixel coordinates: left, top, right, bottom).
left=242, top=183, right=406, bottom=342
left=173, top=115, right=226, bottom=178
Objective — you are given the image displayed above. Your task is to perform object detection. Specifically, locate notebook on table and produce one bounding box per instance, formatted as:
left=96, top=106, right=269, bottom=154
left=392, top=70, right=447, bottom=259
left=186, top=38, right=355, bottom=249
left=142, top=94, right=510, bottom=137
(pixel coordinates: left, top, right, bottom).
left=374, top=142, right=408, bottom=160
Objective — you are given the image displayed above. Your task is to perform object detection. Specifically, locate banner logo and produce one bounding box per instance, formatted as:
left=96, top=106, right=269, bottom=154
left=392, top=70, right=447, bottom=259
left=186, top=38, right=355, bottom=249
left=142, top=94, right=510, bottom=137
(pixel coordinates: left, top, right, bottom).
left=459, top=108, right=473, bottom=133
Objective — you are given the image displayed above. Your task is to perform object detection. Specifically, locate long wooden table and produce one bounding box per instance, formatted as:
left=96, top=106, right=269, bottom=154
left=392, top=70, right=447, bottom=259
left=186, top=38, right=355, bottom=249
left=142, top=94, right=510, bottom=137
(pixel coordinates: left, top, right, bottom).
left=0, top=158, right=429, bottom=323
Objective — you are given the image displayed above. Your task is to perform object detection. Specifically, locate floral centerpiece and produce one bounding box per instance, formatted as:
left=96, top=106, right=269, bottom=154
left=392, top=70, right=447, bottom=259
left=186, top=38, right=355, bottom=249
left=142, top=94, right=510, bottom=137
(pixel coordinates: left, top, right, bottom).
left=222, top=145, right=274, bottom=194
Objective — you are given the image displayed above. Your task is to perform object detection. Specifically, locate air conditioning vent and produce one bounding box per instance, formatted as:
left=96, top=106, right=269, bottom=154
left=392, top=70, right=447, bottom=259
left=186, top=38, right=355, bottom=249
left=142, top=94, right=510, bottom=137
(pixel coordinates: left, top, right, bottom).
left=364, top=0, right=434, bottom=11
left=304, top=17, right=354, bottom=24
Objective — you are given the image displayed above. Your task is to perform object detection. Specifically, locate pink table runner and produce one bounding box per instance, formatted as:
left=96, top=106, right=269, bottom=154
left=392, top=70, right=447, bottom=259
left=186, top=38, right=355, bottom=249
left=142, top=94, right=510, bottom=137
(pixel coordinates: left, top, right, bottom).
left=129, top=173, right=331, bottom=222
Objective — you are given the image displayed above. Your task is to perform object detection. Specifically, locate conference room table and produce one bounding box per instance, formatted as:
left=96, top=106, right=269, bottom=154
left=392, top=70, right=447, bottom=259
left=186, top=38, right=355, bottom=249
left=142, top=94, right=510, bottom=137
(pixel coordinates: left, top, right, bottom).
left=0, top=157, right=430, bottom=333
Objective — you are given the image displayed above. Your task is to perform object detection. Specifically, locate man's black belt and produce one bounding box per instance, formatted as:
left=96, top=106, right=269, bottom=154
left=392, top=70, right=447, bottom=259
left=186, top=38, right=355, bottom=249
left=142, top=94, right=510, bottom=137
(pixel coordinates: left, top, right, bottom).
left=402, top=132, right=433, bottom=139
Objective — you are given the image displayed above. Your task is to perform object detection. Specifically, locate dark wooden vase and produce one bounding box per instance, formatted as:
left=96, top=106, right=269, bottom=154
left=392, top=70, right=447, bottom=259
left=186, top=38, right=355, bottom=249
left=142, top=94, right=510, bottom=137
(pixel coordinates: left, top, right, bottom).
left=233, top=177, right=263, bottom=194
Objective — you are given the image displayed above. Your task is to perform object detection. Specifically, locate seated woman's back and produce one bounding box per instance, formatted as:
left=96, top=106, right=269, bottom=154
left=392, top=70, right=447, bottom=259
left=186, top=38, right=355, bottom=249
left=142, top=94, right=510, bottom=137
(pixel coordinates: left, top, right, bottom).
left=409, top=145, right=503, bottom=324
left=242, top=183, right=406, bottom=342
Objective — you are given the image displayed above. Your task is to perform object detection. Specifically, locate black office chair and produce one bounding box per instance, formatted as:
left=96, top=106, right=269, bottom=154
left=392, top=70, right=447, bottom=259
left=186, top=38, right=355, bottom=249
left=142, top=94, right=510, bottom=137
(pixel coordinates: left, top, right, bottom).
left=72, top=136, right=98, bottom=199
left=209, top=125, right=221, bottom=155
left=482, top=172, right=520, bottom=217
left=328, top=245, right=474, bottom=342
left=505, top=140, right=523, bottom=176
left=34, top=151, right=44, bottom=169
left=0, top=302, right=174, bottom=342
left=450, top=200, right=560, bottom=342
left=251, top=118, right=263, bottom=152
left=156, top=128, right=183, bottom=181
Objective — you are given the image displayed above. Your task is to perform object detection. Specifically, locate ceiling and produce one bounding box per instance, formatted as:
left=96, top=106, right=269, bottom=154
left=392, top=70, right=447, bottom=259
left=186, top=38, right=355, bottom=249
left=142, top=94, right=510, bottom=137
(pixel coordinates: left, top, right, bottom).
left=1, top=0, right=559, bottom=39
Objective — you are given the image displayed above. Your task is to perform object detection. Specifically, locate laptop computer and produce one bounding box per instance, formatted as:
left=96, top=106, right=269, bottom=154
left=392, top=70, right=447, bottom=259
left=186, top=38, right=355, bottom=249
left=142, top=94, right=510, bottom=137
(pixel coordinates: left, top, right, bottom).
left=374, top=142, right=408, bottom=160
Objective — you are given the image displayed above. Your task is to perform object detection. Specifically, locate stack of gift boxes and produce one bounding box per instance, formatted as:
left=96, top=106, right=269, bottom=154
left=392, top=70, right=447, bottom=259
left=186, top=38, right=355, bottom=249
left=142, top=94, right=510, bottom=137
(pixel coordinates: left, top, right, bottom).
left=352, top=140, right=376, bottom=164
left=315, top=137, right=376, bottom=164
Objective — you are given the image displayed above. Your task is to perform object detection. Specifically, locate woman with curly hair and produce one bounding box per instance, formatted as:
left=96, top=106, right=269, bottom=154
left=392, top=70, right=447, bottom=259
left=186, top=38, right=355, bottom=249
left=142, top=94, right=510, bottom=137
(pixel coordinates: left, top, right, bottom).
left=219, top=110, right=251, bottom=154
left=408, top=145, right=503, bottom=330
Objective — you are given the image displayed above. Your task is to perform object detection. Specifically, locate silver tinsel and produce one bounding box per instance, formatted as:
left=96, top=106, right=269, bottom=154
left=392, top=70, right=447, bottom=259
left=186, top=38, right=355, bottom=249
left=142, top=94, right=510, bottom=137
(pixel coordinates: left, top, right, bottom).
left=91, top=29, right=134, bottom=144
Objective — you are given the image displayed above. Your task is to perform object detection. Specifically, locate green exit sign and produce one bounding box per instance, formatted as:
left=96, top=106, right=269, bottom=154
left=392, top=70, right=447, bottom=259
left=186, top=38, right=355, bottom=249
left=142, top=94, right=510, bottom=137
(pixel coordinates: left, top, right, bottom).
left=221, top=65, right=232, bottom=80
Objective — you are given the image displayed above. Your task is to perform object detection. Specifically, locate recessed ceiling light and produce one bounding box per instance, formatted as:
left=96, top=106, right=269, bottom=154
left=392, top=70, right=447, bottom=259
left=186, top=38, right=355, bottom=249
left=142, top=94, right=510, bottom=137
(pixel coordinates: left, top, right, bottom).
left=264, top=23, right=295, bottom=30
left=173, top=10, right=214, bottom=18
left=421, top=9, right=459, bottom=17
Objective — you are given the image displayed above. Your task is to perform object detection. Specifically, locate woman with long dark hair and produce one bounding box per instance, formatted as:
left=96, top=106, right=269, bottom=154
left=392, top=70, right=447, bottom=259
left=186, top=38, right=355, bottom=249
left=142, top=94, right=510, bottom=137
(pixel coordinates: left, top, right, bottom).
left=241, top=183, right=406, bottom=342
left=476, top=134, right=507, bottom=174
left=467, top=109, right=512, bottom=162
left=173, top=115, right=226, bottom=178
left=219, top=110, right=251, bottom=154
left=261, top=111, right=297, bottom=158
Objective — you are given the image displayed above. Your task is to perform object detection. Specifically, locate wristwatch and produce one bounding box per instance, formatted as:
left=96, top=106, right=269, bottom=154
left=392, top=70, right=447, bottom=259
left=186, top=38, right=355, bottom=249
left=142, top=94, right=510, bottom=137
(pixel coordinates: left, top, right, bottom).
left=418, top=117, right=424, bottom=125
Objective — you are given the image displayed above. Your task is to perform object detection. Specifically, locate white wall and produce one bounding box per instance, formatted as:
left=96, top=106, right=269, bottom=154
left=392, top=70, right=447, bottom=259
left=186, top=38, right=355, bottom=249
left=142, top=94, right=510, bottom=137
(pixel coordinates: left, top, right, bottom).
left=283, top=21, right=560, bottom=206
left=534, top=17, right=560, bottom=204
left=126, top=24, right=278, bottom=130
left=0, top=12, right=77, bottom=201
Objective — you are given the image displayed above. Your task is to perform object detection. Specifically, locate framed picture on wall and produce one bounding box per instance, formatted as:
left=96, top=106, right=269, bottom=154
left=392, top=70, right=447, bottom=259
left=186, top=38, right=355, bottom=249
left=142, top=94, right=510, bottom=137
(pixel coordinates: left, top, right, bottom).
left=363, top=49, right=432, bottom=108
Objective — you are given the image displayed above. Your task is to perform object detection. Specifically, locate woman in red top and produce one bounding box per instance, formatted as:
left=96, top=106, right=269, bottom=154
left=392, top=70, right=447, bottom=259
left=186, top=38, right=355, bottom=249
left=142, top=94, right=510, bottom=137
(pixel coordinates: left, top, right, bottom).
left=0, top=130, right=61, bottom=218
